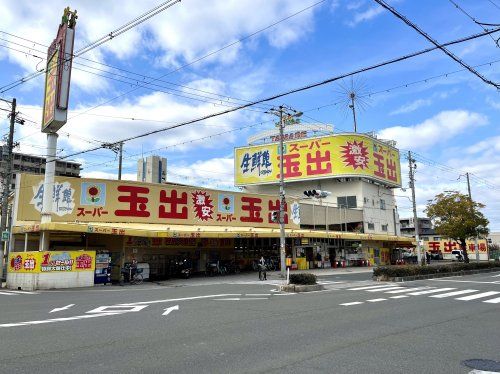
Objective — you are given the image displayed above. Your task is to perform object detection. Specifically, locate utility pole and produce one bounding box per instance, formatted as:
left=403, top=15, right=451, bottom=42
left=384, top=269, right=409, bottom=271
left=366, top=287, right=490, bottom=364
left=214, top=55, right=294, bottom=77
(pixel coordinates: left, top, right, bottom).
left=0, top=98, right=16, bottom=286
left=267, top=105, right=302, bottom=278
left=118, top=142, right=123, bottom=180
left=277, top=106, right=287, bottom=279
left=465, top=172, right=480, bottom=263
left=408, top=151, right=422, bottom=265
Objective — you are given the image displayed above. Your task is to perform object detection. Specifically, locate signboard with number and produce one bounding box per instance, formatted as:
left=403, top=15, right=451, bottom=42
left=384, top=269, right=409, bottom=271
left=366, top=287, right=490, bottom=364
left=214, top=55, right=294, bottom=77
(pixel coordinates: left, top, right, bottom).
left=234, top=134, right=401, bottom=187
left=8, top=251, right=95, bottom=274
left=1, top=231, right=9, bottom=241
left=15, top=174, right=300, bottom=229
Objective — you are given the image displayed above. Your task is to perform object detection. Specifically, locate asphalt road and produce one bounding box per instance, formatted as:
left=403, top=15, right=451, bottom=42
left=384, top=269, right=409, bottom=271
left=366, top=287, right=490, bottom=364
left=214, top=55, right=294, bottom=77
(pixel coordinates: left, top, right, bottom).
left=0, top=270, right=499, bottom=374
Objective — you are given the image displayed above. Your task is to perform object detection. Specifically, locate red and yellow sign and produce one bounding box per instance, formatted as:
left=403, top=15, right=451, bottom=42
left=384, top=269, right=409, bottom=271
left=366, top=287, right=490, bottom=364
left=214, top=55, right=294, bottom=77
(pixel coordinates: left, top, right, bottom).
left=8, top=251, right=95, bottom=274
left=423, top=239, right=488, bottom=253
left=234, top=134, right=401, bottom=187
left=16, top=174, right=300, bottom=229
left=42, top=49, right=59, bottom=129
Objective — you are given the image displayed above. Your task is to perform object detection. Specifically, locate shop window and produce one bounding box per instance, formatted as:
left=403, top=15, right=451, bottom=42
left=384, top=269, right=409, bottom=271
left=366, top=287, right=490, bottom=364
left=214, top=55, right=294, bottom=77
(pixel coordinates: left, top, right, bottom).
left=367, top=222, right=375, bottom=230
left=337, top=196, right=357, bottom=208
left=381, top=224, right=388, bottom=232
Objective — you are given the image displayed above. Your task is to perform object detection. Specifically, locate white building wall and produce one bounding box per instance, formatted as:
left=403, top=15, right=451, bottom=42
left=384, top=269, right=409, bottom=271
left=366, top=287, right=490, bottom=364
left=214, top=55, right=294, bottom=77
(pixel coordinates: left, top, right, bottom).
left=244, top=177, right=399, bottom=235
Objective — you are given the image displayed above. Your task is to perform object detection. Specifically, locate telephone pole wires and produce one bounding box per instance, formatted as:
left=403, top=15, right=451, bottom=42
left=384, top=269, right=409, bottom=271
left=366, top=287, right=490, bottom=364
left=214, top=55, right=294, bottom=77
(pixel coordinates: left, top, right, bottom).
left=0, top=98, right=17, bottom=286
left=408, top=151, right=422, bottom=265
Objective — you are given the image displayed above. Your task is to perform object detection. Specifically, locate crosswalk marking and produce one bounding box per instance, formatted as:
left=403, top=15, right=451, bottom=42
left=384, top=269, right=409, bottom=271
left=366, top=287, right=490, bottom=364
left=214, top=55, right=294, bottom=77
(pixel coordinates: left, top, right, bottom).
left=408, top=288, right=456, bottom=295
left=430, top=289, right=478, bottom=298
left=384, top=287, right=429, bottom=294
left=340, top=302, right=364, bottom=306
left=366, top=287, right=404, bottom=292
left=348, top=285, right=396, bottom=291
left=483, top=297, right=500, bottom=304
left=455, top=291, right=500, bottom=301
left=0, top=291, right=20, bottom=296
left=389, top=295, right=408, bottom=299
left=367, top=298, right=386, bottom=302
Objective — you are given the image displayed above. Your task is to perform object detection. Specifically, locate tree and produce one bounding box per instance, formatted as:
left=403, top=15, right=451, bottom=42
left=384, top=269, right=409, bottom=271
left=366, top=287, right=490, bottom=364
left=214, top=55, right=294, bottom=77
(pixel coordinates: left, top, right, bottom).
left=425, top=191, right=489, bottom=263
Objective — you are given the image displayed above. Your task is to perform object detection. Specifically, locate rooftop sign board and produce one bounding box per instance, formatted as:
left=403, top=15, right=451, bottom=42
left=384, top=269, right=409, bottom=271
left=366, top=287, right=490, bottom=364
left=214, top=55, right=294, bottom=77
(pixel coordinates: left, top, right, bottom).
left=234, top=133, right=402, bottom=187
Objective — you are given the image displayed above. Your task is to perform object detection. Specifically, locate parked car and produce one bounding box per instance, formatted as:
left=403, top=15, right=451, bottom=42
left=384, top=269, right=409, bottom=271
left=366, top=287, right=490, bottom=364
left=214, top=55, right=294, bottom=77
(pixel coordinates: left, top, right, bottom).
left=451, top=249, right=463, bottom=261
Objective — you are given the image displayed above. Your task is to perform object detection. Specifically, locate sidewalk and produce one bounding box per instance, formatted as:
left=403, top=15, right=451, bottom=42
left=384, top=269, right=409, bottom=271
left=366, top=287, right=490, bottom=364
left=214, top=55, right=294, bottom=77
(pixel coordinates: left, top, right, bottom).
left=153, top=266, right=374, bottom=287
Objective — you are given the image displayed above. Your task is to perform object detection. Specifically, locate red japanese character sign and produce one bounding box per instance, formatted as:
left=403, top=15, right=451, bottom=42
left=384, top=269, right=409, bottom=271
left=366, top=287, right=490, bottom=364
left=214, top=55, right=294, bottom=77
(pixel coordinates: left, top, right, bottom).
left=192, top=191, right=214, bottom=221
left=341, top=140, right=369, bottom=170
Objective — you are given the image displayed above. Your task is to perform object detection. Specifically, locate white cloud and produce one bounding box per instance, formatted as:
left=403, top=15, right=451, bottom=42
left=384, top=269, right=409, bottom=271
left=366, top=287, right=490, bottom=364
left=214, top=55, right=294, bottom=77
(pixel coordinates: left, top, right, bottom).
left=348, top=5, right=384, bottom=26
left=378, top=110, right=488, bottom=150
left=390, top=99, right=431, bottom=115
left=168, top=157, right=236, bottom=190
left=486, top=97, right=500, bottom=110
left=0, top=0, right=320, bottom=93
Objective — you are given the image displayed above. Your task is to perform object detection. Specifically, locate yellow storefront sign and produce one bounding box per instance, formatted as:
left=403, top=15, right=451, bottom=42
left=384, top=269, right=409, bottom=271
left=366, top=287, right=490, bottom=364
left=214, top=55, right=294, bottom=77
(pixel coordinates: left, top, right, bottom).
left=234, top=134, right=401, bottom=187
left=16, top=174, right=300, bottom=229
left=8, top=251, right=95, bottom=274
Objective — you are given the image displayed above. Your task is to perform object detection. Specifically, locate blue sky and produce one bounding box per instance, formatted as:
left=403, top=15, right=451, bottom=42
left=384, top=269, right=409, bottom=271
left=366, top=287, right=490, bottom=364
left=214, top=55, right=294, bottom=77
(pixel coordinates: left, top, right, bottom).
left=0, top=0, right=499, bottom=229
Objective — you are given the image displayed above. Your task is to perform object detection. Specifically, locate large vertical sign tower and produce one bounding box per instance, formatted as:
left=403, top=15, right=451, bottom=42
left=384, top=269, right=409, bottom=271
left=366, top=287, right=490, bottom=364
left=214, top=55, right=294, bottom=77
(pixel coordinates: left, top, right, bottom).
left=42, top=7, right=77, bottom=133
left=39, top=8, right=77, bottom=251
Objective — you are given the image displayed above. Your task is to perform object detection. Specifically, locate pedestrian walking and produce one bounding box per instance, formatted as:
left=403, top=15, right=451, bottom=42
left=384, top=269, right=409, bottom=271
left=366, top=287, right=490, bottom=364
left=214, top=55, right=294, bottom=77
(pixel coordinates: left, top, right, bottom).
left=425, top=251, right=431, bottom=265
left=258, top=256, right=267, bottom=281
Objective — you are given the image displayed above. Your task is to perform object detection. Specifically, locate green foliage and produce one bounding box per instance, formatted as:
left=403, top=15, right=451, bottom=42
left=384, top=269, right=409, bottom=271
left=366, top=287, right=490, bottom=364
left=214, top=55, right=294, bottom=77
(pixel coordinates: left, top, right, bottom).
left=373, top=262, right=500, bottom=278
left=289, top=273, right=317, bottom=285
left=425, top=191, right=489, bottom=246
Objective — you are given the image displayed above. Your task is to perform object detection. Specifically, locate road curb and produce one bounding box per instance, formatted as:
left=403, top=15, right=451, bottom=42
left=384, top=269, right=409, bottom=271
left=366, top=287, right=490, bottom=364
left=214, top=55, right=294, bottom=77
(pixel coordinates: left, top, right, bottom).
left=279, top=284, right=325, bottom=292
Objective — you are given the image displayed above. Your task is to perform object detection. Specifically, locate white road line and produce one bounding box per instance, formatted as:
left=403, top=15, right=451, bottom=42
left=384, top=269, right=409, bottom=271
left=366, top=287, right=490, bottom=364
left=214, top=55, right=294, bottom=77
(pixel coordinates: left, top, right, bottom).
left=0, top=312, right=121, bottom=328
left=408, top=288, right=456, bottom=295
left=245, top=294, right=271, bottom=296
left=430, top=289, right=478, bottom=298
left=119, top=294, right=242, bottom=306
left=430, top=279, right=500, bottom=285
left=491, top=274, right=500, bottom=277
left=366, top=287, right=405, bottom=292
left=340, top=302, right=364, bottom=306
left=49, top=304, right=75, bottom=313
left=4, top=290, right=38, bottom=294
left=273, top=293, right=297, bottom=296
left=87, top=305, right=148, bottom=313
left=367, top=298, right=386, bottom=302
left=390, top=295, right=409, bottom=299
left=348, top=285, right=396, bottom=291
left=214, top=298, right=268, bottom=301
left=483, top=297, right=500, bottom=304
left=162, top=305, right=179, bottom=316
left=384, top=287, right=429, bottom=294
left=0, top=291, right=19, bottom=295
left=456, top=291, right=500, bottom=301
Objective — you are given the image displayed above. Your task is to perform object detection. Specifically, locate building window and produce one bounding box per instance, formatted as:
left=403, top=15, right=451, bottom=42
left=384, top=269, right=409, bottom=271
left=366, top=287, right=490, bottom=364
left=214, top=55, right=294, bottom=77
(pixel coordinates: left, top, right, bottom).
left=433, top=236, right=440, bottom=241
left=338, top=196, right=357, bottom=208
left=423, top=237, right=429, bottom=241
left=381, top=224, right=388, bottom=231
left=367, top=222, right=375, bottom=230
left=380, top=199, right=386, bottom=210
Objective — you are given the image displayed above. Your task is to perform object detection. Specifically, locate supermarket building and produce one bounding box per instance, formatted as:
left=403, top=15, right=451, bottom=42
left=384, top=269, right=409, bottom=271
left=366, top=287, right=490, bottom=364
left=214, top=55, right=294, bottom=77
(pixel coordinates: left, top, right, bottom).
left=7, top=128, right=412, bottom=288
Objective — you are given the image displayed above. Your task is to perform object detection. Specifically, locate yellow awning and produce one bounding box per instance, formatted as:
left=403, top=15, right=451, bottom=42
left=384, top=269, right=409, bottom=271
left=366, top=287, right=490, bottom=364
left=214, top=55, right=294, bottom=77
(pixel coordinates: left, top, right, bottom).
left=12, top=221, right=413, bottom=243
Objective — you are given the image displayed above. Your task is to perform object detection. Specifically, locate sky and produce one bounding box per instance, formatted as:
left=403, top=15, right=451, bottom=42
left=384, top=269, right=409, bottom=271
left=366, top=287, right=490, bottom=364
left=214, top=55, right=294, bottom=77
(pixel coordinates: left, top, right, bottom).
left=0, top=0, right=499, bottom=230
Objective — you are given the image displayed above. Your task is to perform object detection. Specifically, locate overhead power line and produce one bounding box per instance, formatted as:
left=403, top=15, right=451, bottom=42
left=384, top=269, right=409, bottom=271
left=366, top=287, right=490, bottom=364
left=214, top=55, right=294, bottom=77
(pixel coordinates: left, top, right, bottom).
left=374, top=0, right=500, bottom=89
left=447, top=0, right=499, bottom=47
left=0, top=0, right=181, bottom=93
left=51, top=26, right=500, bottom=162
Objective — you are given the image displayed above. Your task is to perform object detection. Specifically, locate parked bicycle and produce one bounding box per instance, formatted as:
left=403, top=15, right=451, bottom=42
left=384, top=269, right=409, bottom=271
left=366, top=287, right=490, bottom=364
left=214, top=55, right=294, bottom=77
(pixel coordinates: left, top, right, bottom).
left=120, top=264, right=143, bottom=285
